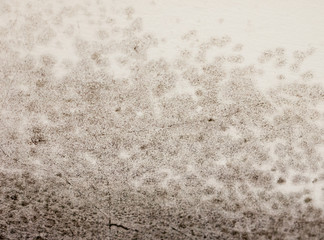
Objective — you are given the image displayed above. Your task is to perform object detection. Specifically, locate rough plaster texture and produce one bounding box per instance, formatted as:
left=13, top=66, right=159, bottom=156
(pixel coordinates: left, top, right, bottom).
left=0, top=0, right=324, bottom=239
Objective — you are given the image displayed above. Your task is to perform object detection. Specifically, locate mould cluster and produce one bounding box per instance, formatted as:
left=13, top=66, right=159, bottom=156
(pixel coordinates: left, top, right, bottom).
left=0, top=1, right=323, bottom=239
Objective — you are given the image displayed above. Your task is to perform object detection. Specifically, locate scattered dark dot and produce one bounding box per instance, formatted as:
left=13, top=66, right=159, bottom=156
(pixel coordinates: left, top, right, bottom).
left=34, top=236, right=45, bottom=240
left=56, top=173, right=62, bottom=177
left=197, top=135, right=204, bottom=141
left=140, top=145, right=147, bottom=150
left=277, top=177, right=286, bottom=184
left=10, top=195, right=18, bottom=201
left=195, top=89, right=203, bottom=96
left=304, top=197, right=312, bottom=203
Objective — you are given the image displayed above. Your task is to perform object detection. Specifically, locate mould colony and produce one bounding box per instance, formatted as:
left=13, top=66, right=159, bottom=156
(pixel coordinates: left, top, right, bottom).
left=0, top=1, right=323, bottom=239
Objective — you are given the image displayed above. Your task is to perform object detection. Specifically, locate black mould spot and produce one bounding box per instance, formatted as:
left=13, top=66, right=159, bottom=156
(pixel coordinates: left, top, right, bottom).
left=10, top=194, right=18, bottom=201
left=56, top=173, right=62, bottom=177
left=304, top=197, right=312, bottom=203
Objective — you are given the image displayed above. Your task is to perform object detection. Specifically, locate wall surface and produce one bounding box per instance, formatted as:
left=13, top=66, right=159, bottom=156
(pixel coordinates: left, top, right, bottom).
left=0, top=0, right=323, bottom=239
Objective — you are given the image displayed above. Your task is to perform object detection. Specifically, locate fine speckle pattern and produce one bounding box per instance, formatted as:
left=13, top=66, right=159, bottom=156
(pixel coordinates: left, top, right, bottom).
left=0, top=0, right=324, bottom=239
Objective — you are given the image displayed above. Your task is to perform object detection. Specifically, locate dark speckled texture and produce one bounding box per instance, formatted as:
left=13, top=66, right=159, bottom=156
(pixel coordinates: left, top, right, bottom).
left=0, top=0, right=324, bottom=239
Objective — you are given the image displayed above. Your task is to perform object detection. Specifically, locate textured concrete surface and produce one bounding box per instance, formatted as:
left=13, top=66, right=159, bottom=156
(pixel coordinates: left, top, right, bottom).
left=0, top=0, right=324, bottom=239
